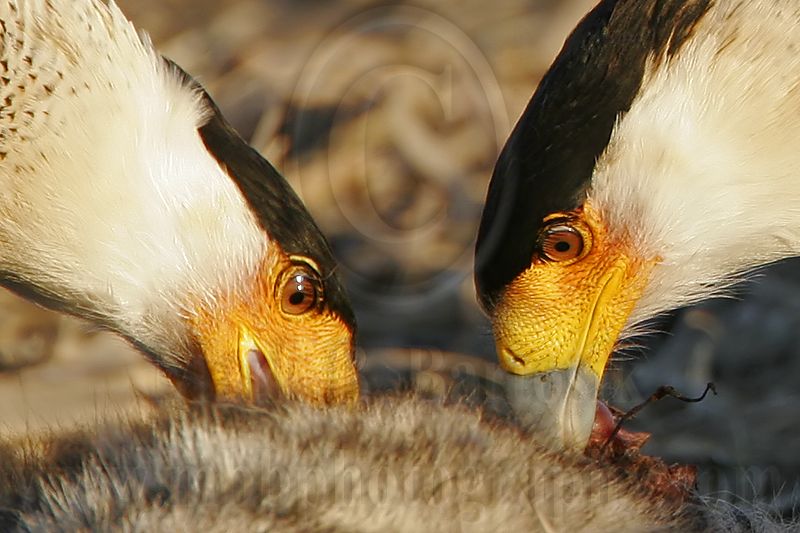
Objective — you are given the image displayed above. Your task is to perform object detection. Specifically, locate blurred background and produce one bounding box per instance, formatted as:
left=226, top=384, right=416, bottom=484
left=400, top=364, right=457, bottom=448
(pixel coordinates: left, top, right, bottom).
left=0, top=0, right=798, bottom=517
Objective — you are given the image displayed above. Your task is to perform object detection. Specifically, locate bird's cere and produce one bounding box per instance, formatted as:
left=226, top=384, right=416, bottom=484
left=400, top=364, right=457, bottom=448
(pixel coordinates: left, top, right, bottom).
left=492, top=204, right=655, bottom=379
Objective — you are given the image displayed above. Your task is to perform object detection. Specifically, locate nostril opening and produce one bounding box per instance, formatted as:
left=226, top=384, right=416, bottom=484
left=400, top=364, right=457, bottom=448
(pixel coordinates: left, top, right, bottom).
left=498, top=346, right=528, bottom=372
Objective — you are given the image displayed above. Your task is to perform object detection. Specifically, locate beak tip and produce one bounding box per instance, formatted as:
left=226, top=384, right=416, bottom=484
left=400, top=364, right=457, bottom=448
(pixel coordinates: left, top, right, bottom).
left=506, top=366, right=601, bottom=451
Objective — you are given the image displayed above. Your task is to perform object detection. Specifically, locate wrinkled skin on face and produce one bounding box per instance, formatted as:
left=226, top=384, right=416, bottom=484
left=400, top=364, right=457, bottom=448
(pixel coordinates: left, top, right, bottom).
left=190, top=245, right=359, bottom=406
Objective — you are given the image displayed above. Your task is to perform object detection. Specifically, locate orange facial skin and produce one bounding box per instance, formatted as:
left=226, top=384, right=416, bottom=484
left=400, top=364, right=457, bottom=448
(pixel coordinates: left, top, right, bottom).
left=190, top=245, right=359, bottom=407
left=491, top=202, right=656, bottom=383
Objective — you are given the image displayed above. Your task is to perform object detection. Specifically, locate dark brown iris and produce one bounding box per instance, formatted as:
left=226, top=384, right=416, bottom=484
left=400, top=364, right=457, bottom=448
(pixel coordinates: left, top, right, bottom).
left=280, top=269, right=320, bottom=315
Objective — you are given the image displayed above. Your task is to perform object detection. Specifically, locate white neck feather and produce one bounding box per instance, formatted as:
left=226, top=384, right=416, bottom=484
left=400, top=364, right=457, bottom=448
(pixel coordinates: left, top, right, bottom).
left=0, top=0, right=265, bottom=355
left=589, top=0, right=800, bottom=330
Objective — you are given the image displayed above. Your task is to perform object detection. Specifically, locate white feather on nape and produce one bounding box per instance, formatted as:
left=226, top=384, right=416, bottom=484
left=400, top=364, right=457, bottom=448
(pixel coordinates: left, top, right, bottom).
left=0, top=0, right=265, bottom=356
left=588, top=0, right=800, bottom=332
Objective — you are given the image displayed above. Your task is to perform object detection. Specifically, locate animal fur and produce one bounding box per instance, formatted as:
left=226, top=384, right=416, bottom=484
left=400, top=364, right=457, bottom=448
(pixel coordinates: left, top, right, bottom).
left=0, top=396, right=787, bottom=532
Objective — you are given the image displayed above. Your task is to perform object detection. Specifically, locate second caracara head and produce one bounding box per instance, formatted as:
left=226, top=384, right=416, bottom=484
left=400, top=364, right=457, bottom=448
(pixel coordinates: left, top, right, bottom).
left=0, top=0, right=358, bottom=405
left=477, top=0, right=800, bottom=449
left=181, top=94, right=359, bottom=405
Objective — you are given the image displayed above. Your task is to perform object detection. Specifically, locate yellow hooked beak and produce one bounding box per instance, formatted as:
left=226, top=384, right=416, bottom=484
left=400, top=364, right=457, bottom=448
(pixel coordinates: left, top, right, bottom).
left=492, top=204, right=655, bottom=450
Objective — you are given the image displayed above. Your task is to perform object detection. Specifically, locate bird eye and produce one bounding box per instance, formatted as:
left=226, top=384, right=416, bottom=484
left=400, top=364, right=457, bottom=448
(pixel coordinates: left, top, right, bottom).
left=280, top=268, right=320, bottom=315
left=540, top=225, right=584, bottom=262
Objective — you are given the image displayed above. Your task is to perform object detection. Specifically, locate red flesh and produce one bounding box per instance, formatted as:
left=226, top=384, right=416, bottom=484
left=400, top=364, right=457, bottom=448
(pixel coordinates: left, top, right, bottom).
left=585, top=401, right=697, bottom=505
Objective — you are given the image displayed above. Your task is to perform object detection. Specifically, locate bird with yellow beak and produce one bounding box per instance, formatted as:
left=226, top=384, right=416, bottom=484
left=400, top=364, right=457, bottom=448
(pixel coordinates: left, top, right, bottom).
left=477, top=0, right=800, bottom=449
left=0, top=0, right=359, bottom=405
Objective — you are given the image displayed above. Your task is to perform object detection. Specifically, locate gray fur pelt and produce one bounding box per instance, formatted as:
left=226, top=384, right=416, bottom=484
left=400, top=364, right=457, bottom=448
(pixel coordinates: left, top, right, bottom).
left=0, top=396, right=788, bottom=532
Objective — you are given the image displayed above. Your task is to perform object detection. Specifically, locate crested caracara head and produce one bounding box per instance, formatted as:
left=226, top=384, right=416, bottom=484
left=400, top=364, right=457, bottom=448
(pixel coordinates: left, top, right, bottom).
left=0, top=0, right=358, bottom=405
left=476, top=0, right=800, bottom=448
